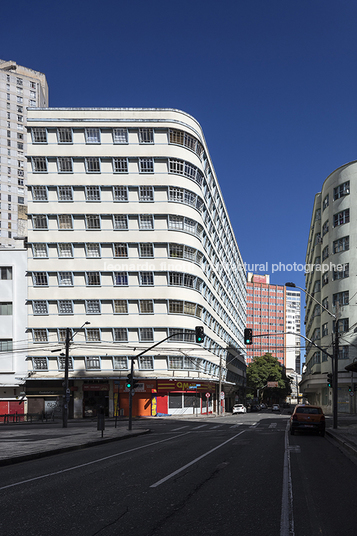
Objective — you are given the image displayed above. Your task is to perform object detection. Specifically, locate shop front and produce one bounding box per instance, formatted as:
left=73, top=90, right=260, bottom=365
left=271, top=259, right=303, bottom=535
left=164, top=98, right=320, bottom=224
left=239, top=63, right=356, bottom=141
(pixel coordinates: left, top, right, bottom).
left=114, top=379, right=156, bottom=417
left=154, top=380, right=216, bottom=416
left=83, top=382, right=110, bottom=417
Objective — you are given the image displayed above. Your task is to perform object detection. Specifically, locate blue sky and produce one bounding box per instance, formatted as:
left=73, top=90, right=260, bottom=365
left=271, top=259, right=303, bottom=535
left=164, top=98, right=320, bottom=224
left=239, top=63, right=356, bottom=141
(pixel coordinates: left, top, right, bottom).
left=2, top=0, right=357, bottom=293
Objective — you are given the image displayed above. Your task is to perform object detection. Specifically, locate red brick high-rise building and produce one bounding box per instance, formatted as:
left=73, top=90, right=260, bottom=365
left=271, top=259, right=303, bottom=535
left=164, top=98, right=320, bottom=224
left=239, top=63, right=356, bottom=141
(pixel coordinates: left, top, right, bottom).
left=246, top=273, right=286, bottom=365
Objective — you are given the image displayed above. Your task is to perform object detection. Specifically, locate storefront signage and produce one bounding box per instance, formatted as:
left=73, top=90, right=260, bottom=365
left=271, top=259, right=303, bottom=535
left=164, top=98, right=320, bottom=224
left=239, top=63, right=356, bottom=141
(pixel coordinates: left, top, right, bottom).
left=83, top=384, right=109, bottom=391
left=157, top=380, right=215, bottom=392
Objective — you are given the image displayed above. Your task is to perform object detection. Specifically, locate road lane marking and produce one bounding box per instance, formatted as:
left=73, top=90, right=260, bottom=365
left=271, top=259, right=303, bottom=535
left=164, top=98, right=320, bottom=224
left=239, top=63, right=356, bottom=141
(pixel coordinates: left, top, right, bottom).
left=269, top=423, right=277, bottom=428
left=171, top=426, right=189, bottom=431
left=150, top=430, right=246, bottom=488
left=229, top=423, right=243, bottom=428
left=210, top=425, right=223, bottom=429
left=193, top=424, right=208, bottom=429
left=0, top=432, right=191, bottom=492
left=249, top=422, right=257, bottom=428
left=280, top=421, right=295, bottom=536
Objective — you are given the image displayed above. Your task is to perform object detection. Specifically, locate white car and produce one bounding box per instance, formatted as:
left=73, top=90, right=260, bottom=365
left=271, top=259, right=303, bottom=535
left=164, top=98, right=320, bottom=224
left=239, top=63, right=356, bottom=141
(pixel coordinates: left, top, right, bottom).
left=232, top=404, right=247, bottom=414
left=272, top=404, right=280, bottom=411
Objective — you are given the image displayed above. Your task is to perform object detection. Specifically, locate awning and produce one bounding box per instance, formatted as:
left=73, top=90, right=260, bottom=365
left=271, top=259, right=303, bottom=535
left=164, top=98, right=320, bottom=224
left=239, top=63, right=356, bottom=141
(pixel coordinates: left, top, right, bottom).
left=345, top=362, right=357, bottom=373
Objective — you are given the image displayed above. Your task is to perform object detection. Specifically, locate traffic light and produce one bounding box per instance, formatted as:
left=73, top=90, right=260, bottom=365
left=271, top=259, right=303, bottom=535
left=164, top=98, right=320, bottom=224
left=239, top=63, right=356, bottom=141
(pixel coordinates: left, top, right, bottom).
left=244, top=328, right=253, bottom=345
left=132, top=378, right=139, bottom=389
left=195, top=326, right=204, bottom=343
left=327, top=373, right=333, bottom=388
left=126, top=373, right=133, bottom=389
left=349, top=385, right=352, bottom=392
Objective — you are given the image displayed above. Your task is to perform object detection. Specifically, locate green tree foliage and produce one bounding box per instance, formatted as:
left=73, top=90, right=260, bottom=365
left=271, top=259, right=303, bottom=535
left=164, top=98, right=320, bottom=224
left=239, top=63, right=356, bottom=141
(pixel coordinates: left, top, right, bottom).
left=246, top=353, right=291, bottom=400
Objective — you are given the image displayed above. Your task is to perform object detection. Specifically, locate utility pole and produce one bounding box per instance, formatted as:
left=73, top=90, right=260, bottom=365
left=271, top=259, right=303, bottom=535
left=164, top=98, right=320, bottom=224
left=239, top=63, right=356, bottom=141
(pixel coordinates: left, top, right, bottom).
left=63, top=327, right=71, bottom=428
left=333, top=304, right=339, bottom=429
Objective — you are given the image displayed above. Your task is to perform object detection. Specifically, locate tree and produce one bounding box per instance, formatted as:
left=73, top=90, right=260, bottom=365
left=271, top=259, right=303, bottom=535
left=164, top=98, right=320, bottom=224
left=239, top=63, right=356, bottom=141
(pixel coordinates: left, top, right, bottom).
left=246, top=353, right=291, bottom=401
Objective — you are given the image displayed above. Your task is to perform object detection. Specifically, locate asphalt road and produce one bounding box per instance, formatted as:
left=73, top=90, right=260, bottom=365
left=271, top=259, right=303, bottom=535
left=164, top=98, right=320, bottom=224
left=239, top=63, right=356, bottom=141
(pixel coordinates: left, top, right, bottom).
left=1, top=412, right=357, bottom=536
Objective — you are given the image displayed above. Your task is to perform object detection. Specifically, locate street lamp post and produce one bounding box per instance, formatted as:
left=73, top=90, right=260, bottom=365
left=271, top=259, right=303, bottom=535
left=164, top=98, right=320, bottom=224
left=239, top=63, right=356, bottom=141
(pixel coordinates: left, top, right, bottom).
left=286, top=282, right=339, bottom=429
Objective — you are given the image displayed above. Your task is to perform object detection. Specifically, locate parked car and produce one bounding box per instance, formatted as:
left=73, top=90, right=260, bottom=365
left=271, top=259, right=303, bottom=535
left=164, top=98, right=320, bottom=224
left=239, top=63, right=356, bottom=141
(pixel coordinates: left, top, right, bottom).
left=272, top=404, right=280, bottom=411
left=260, top=403, right=266, bottom=410
left=232, top=404, right=246, bottom=414
left=290, top=404, right=325, bottom=436
left=250, top=405, right=259, bottom=412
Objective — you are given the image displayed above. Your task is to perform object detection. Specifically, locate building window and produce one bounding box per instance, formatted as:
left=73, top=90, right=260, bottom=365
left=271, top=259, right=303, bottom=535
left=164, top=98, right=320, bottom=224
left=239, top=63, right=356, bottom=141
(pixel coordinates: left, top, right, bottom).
left=113, top=356, right=129, bottom=370
left=139, top=328, right=154, bottom=342
left=58, top=272, right=73, bottom=286
left=85, top=157, right=100, bottom=173
left=0, top=302, right=12, bottom=315
left=139, top=186, right=154, bottom=201
left=333, top=291, right=349, bottom=306
left=0, top=339, right=12, bottom=351
left=86, top=272, right=101, bottom=286
left=33, top=357, right=48, bottom=370
left=322, top=246, right=329, bottom=261
left=32, top=128, right=47, bottom=144
left=333, top=209, right=350, bottom=227
left=339, top=346, right=349, bottom=360
left=322, top=272, right=328, bottom=287
left=332, top=263, right=349, bottom=280
left=32, top=243, right=48, bottom=258
left=86, top=357, right=101, bottom=370
left=113, top=215, right=128, bottom=230
left=32, top=157, right=47, bottom=173
left=139, top=300, right=154, bottom=314
left=113, top=158, right=128, bottom=173
left=139, top=158, right=154, bottom=173
left=113, top=300, right=128, bottom=314
left=18, top=196, right=25, bottom=205
left=32, top=215, right=48, bottom=230
left=113, top=185, right=128, bottom=201
left=85, top=214, right=101, bottom=230
left=32, top=272, right=48, bottom=286
left=139, top=214, right=153, bottom=230
left=139, top=356, right=154, bottom=370
left=85, top=186, right=101, bottom=201
left=138, top=128, right=154, bottom=144
left=57, top=128, right=73, bottom=144
left=86, top=300, right=101, bottom=314
left=33, top=300, right=48, bottom=315
left=168, top=159, right=203, bottom=186
left=333, top=236, right=349, bottom=253
left=32, top=186, right=48, bottom=201
left=322, top=323, right=328, bottom=337
left=58, top=186, right=73, bottom=201
left=169, top=300, right=183, bottom=314
left=33, top=329, right=48, bottom=343
left=0, top=267, right=12, bottom=280
left=113, top=128, right=128, bottom=144
left=58, top=214, right=73, bottom=230
left=334, top=318, right=349, bottom=333
left=334, top=181, right=350, bottom=200
left=140, top=272, right=154, bottom=286
left=58, top=157, right=73, bottom=173
left=58, top=300, right=73, bottom=314
left=86, top=328, right=101, bottom=342
left=113, top=328, right=128, bottom=342
left=58, top=243, right=73, bottom=258
left=322, top=297, right=329, bottom=311
left=169, top=129, right=203, bottom=158
left=58, top=356, right=73, bottom=370
left=85, top=128, right=101, bottom=144
left=86, top=243, right=101, bottom=258
left=113, top=243, right=128, bottom=257
left=114, top=272, right=128, bottom=286
left=322, top=220, right=329, bottom=236
left=139, top=243, right=154, bottom=258
left=322, top=194, right=329, bottom=211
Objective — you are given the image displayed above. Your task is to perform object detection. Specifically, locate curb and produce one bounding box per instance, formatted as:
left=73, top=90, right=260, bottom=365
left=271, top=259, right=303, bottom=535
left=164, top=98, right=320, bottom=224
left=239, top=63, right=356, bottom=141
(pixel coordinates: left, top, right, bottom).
left=0, top=428, right=151, bottom=467
left=325, top=429, right=357, bottom=459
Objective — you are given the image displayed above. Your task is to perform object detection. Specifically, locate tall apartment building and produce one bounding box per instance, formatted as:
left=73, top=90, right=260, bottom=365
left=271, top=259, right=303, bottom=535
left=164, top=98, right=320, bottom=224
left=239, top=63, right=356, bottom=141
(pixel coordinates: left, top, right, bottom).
left=26, top=108, right=247, bottom=418
left=285, top=289, right=301, bottom=373
left=302, top=161, right=357, bottom=414
left=246, top=273, right=286, bottom=365
left=0, top=60, right=48, bottom=244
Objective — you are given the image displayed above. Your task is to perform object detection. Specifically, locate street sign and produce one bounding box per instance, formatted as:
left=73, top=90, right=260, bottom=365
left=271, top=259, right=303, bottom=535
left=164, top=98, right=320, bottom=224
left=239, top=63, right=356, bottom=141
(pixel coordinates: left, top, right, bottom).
left=267, top=381, right=279, bottom=388
left=220, top=391, right=225, bottom=400
left=205, top=393, right=210, bottom=398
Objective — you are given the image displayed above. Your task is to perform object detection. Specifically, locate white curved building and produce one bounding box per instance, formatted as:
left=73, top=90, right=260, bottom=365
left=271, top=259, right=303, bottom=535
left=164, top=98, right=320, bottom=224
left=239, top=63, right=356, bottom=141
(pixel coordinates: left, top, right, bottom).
left=302, top=161, right=357, bottom=413
left=26, top=108, right=247, bottom=418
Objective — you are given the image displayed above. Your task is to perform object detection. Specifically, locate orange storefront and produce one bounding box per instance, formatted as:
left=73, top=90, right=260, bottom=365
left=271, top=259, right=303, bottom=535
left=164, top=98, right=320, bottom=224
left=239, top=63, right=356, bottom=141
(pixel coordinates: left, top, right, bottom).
left=115, top=379, right=217, bottom=417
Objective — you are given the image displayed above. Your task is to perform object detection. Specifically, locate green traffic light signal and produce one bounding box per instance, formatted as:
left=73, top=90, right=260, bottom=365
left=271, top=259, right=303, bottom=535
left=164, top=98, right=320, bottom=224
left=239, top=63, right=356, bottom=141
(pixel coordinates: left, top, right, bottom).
left=195, top=326, right=204, bottom=343
left=327, top=373, right=333, bottom=388
left=126, top=373, right=132, bottom=389
left=244, top=328, right=253, bottom=345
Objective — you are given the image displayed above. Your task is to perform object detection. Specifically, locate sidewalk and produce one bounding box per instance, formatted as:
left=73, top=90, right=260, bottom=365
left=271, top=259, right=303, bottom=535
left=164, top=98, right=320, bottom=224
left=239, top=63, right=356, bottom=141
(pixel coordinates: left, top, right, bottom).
left=0, top=419, right=150, bottom=467
left=325, top=414, right=357, bottom=460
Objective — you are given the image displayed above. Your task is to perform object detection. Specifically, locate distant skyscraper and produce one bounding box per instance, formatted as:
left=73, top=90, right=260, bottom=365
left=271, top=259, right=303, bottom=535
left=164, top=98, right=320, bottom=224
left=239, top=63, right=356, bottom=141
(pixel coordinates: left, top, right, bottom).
left=246, top=273, right=300, bottom=371
left=0, top=60, right=48, bottom=245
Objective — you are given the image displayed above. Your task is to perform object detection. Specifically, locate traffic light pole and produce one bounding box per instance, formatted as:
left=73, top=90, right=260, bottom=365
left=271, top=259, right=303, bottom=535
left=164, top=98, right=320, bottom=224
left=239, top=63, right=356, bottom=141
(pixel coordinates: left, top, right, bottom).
left=128, top=355, right=135, bottom=431
left=333, top=318, right=339, bottom=429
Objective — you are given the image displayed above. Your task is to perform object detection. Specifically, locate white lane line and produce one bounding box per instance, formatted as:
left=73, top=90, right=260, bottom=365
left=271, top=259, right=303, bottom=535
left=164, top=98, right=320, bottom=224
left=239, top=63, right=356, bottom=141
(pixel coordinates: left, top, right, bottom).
left=280, top=421, right=295, bottom=536
left=150, top=430, right=246, bottom=488
left=210, top=425, right=223, bottom=429
left=193, top=424, right=208, bottom=429
left=229, top=423, right=243, bottom=428
left=172, top=426, right=189, bottom=431
left=269, top=423, right=277, bottom=428
left=249, top=422, right=257, bottom=428
left=0, top=432, right=191, bottom=492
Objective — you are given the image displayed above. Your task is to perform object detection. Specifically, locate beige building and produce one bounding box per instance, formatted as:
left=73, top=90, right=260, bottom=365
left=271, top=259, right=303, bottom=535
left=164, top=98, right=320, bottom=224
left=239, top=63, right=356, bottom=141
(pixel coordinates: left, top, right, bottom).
left=0, top=60, right=48, bottom=245
left=26, top=107, right=247, bottom=418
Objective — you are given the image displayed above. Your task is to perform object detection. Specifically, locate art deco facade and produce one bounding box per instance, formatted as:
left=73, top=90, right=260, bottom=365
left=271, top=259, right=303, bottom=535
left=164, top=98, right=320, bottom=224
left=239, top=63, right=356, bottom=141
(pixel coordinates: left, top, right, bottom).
left=0, top=60, right=48, bottom=244
left=26, top=108, right=247, bottom=418
left=302, top=162, right=357, bottom=414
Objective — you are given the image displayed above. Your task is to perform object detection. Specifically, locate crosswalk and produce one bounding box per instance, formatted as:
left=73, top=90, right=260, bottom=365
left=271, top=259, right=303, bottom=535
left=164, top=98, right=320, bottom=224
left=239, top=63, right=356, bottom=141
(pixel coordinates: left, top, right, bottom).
left=171, top=421, right=281, bottom=432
